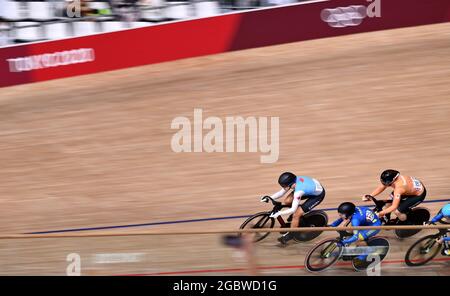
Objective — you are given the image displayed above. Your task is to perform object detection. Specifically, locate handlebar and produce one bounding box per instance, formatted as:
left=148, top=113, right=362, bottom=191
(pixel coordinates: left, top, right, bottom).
left=262, top=196, right=278, bottom=205
left=261, top=196, right=289, bottom=212
left=364, top=195, right=392, bottom=212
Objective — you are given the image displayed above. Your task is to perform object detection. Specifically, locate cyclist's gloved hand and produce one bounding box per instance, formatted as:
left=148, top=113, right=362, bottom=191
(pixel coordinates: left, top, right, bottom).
left=424, top=221, right=435, bottom=225
left=260, top=196, right=271, bottom=203
left=362, top=194, right=372, bottom=201
left=273, top=201, right=283, bottom=211
left=270, top=212, right=281, bottom=219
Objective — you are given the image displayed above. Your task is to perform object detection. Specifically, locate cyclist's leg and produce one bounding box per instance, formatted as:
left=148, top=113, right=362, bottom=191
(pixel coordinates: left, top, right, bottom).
left=281, top=193, right=295, bottom=222
left=395, top=188, right=426, bottom=221
left=278, top=190, right=325, bottom=244
left=276, top=193, right=295, bottom=244
left=291, top=190, right=325, bottom=227
left=394, top=197, right=410, bottom=221
left=291, top=205, right=308, bottom=228
left=297, top=188, right=326, bottom=223
left=278, top=205, right=304, bottom=244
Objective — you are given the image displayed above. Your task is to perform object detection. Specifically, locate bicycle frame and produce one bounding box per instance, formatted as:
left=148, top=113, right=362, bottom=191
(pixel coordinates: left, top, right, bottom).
left=320, top=231, right=348, bottom=258
left=276, top=216, right=288, bottom=227
left=264, top=196, right=291, bottom=228
left=366, top=195, right=392, bottom=214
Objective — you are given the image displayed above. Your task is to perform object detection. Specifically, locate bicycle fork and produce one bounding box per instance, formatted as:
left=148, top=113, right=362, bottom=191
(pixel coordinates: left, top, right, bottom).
left=321, top=242, right=338, bottom=258
left=421, top=238, right=438, bottom=254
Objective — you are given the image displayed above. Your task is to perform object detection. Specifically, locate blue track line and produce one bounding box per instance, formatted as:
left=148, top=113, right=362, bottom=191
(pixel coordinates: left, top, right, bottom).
left=26, top=198, right=450, bottom=235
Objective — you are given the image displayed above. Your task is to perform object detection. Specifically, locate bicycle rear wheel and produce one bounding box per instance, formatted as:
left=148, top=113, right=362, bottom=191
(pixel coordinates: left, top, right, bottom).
left=305, top=238, right=343, bottom=272
left=405, top=234, right=441, bottom=266
left=294, top=211, right=328, bottom=242
left=239, top=212, right=275, bottom=242
left=352, top=237, right=390, bottom=271
left=395, top=208, right=430, bottom=239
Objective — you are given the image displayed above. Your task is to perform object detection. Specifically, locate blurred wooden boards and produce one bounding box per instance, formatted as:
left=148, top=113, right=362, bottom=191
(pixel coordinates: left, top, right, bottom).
left=0, top=22, right=449, bottom=275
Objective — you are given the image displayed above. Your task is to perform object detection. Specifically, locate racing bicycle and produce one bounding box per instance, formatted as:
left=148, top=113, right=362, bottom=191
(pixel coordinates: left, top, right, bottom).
left=364, top=194, right=430, bottom=239
left=239, top=196, right=328, bottom=243
left=305, top=230, right=390, bottom=272
left=404, top=226, right=450, bottom=266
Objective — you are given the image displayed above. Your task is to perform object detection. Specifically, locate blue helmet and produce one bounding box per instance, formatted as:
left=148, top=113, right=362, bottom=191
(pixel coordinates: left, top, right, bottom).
left=442, top=203, right=450, bottom=217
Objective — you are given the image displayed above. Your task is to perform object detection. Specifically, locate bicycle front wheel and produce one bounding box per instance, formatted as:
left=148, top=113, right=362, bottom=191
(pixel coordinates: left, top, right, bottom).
left=239, top=212, right=275, bottom=242
left=305, top=239, right=343, bottom=272
left=405, top=235, right=441, bottom=267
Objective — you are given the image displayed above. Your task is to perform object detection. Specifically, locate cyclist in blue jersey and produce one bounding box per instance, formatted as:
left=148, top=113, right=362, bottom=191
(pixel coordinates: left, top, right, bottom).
left=427, top=203, right=450, bottom=255
left=330, top=202, right=382, bottom=262
left=261, top=172, right=326, bottom=245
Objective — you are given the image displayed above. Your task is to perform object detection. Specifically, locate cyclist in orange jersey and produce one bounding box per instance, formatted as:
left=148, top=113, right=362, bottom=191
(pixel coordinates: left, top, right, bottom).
left=363, top=169, right=426, bottom=222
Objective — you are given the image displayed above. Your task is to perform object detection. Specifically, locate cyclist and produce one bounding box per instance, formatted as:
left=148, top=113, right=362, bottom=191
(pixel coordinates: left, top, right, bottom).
left=261, top=172, right=325, bottom=245
left=330, top=202, right=382, bottom=263
left=428, top=203, right=450, bottom=256
left=363, top=169, right=427, bottom=223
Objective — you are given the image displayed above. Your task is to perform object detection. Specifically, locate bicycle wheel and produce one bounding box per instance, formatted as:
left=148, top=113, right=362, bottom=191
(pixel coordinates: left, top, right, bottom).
left=352, top=237, right=390, bottom=271
left=305, top=238, right=343, bottom=272
left=395, top=208, right=430, bottom=239
left=405, top=234, right=441, bottom=266
left=294, top=211, right=328, bottom=242
left=239, top=212, right=275, bottom=242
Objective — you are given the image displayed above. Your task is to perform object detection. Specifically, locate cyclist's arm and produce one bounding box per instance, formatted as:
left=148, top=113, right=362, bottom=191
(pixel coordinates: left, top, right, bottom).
left=293, top=190, right=304, bottom=200
left=330, top=218, right=343, bottom=227
left=370, top=184, right=387, bottom=197
left=341, top=218, right=361, bottom=245
left=444, top=236, right=450, bottom=242
left=430, top=212, right=443, bottom=224
left=342, top=234, right=359, bottom=245
left=379, top=188, right=404, bottom=215
left=270, top=188, right=287, bottom=200
left=281, top=190, right=303, bottom=206
left=277, top=193, right=302, bottom=216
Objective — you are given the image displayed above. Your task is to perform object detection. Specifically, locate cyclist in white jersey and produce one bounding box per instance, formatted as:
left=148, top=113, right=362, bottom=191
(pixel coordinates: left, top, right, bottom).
left=261, top=172, right=326, bottom=245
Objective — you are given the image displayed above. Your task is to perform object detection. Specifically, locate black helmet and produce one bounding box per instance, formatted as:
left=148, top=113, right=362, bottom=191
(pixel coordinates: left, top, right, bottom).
left=338, top=202, right=356, bottom=218
left=278, top=172, right=297, bottom=188
left=380, top=169, right=400, bottom=186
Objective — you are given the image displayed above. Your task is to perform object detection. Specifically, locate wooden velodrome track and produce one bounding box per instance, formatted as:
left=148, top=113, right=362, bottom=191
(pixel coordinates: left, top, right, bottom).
left=0, top=23, right=449, bottom=275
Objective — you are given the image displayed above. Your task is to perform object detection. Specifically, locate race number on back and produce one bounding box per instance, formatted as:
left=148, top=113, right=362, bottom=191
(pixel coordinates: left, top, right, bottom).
left=365, top=210, right=377, bottom=223
left=411, top=177, right=423, bottom=192
left=313, top=179, right=323, bottom=193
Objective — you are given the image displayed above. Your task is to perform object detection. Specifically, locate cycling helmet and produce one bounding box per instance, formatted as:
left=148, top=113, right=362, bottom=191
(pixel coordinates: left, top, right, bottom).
left=338, top=202, right=356, bottom=218
left=278, top=172, right=297, bottom=188
left=442, top=204, right=450, bottom=217
left=380, top=169, right=400, bottom=186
